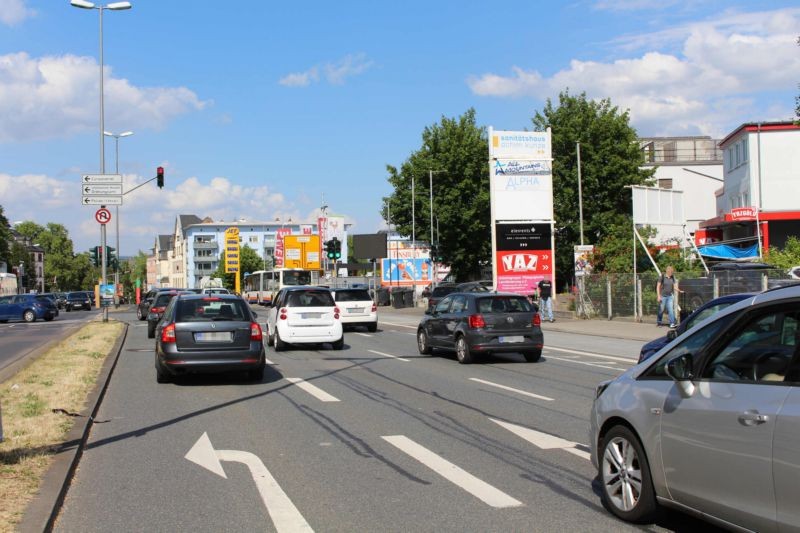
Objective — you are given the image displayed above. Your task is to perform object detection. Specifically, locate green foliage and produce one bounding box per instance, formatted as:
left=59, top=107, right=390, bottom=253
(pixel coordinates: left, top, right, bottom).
left=767, top=236, right=800, bottom=269
left=531, top=90, right=654, bottom=284
left=0, top=205, right=9, bottom=264
left=211, top=245, right=263, bottom=290
left=8, top=241, right=36, bottom=291
left=383, top=108, right=490, bottom=280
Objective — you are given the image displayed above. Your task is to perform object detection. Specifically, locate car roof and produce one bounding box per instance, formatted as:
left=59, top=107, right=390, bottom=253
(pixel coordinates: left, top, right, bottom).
left=281, top=286, right=331, bottom=292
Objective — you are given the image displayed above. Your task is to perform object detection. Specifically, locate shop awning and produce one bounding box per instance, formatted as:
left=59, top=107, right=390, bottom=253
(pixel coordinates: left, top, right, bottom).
left=697, top=243, right=759, bottom=260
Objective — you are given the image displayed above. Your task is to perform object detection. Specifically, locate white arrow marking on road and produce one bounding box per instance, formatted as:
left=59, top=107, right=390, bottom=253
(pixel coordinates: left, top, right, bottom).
left=285, top=377, right=340, bottom=402
left=489, top=419, right=590, bottom=461
left=382, top=435, right=523, bottom=508
left=185, top=433, right=314, bottom=532
left=469, top=378, right=554, bottom=401
left=367, top=350, right=410, bottom=362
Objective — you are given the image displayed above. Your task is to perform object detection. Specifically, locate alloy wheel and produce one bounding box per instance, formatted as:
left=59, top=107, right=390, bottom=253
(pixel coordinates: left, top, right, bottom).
left=602, top=436, right=644, bottom=512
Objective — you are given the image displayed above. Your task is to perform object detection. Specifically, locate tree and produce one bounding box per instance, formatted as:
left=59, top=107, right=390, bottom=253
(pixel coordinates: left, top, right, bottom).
left=531, top=90, right=654, bottom=287
left=0, top=205, right=10, bottom=266
left=210, top=245, right=263, bottom=290
left=383, top=109, right=490, bottom=280
left=13, top=220, right=92, bottom=291
left=767, top=236, right=800, bottom=269
left=8, top=241, right=35, bottom=292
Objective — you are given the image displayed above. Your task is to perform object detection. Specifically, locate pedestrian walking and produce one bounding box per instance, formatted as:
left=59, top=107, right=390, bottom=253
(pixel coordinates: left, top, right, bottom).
left=537, top=277, right=554, bottom=322
left=656, top=266, right=681, bottom=328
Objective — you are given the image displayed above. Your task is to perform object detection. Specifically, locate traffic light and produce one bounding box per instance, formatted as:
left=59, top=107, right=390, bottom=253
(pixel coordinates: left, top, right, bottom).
left=331, top=237, right=341, bottom=260
left=156, top=166, right=164, bottom=188
left=325, top=239, right=335, bottom=260
left=91, top=246, right=101, bottom=267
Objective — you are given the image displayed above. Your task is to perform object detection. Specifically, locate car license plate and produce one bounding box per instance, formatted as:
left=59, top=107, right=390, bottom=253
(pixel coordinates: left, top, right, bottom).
left=195, top=332, right=232, bottom=342
left=301, top=313, right=322, bottom=319
left=347, top=307, right=364, bottom=313
left=499, top=336, right=524, bottom=343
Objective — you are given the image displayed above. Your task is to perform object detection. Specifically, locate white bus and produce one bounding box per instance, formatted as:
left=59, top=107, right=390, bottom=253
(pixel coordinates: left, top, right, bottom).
left=243, top=268, right=317, bottom=305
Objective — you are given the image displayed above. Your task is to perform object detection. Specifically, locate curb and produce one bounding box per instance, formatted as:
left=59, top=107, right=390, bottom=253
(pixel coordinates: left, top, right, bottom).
left=17, top=320, right=130, bottom=533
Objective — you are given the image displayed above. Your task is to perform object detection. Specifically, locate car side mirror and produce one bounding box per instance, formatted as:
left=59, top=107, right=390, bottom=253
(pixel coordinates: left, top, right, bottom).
left=667, top=329, right=678, bottom=341
left=665, top=354, right=696, bottom=398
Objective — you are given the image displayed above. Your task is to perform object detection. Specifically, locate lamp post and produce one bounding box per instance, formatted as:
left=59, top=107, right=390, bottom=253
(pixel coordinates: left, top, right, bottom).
left=71, top=0, right=132, bottom=321
left=104, top=130, right=132, bottom=307
left=577, top=141, right=584, bottom=246
left=428, top=170, right=444, bottom=289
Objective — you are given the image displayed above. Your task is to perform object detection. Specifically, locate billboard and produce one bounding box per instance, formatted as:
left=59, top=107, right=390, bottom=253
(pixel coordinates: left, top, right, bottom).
left=631, top=185, right=685, bottom=225
left=283, top=234, right=321, bottom=269
left=381, top=258, right=434, bottom=285
left=224, top=227, right=240, bottom=273
left=494, top=223, right=552, bottom=294
left=352, top=233, right=388, bottom=260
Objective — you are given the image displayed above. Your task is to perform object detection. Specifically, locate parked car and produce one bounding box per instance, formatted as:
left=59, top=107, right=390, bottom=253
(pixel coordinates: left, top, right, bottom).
left=154, top=293, right=265, bottom=383
left=417, top=291, right=543, bottom=363
left=0, top=294, right=59, bottom=322
left=147, top=290, right=191, bottom=338
left=331, top=287, right=377, bottom=332
left=638, top=292, right=755, bottom=362
left=265, top=286, right=343, bottom=351
left=65, top=291, right=93, bottom=311
left=426, top=283, right=458, bottom=310
left=590, top=284, right=800, bottom=531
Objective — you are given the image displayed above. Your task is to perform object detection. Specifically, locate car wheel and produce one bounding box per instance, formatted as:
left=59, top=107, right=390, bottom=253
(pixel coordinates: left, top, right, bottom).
left=65, top=305, right=71, bottom=312
left=274, top=329, right=287, bottom=352
left=23, top=310, right=36, bottom=323
left=599, top=426, right=658, bottom=523
left=249, top=363, right=265, bottom=382
left=417, top=329, right=432, bottom=355
left=0, top=320, right=8, bottom=323
left=266, top=325, right=274, bottom=347
left=523, top=349, right=542, bottom=362
left=155, top=359, right=171, bottom=384
left=455, top=335, right=474, bottom=364
left=137, top=307, right=145, bottom=321
left=147, top=323, right=155, bottom=339
left=332, top=336, right=344, bottom=350
left=367, top=323, right=377, bottom=333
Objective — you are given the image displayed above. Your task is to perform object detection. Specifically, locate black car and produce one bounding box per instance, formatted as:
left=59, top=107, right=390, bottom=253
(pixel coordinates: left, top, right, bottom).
left=638, top=292, right=755, bottom=363
left=65, top=291, right=93, bottom=311
left=147, top=290, right=191, bottom=338
left=426, top=284, right=458, bottom=309
left=137, top=287, right=184, bottom=321
left=417, top=292, right=543, bottom=363
left=154, top=293, right=266, bottom=383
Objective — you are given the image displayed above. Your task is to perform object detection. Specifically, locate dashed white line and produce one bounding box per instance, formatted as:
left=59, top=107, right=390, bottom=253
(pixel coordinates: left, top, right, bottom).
left=489, top=419, right=590, bottom=461
left=381, top=435, right=523, bottom=508
left=354, top=332, right=372, bottom=337
left=545, top=345, right=637, bottom=363
left=285, top=378, right=340, bottom=402
left=367, top=350, right=410, bottom=362
left=378, top=321, right=417, bottom=330
left=545, top=355, right=621, bottom=371
left=469, top=378, right=554, bottom=401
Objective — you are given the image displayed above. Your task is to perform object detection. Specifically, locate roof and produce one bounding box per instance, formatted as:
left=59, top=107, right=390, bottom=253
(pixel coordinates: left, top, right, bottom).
left=719, top=121, right=800, bottom=148
left=157, top=234, right=173, bottom=251
left=178, top=214, right=203, bottom=230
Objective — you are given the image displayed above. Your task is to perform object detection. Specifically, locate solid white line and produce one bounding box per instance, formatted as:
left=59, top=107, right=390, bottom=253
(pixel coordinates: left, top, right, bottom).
left=379, top=321, right=417, bottom=329
left=285, top=378, right=340, bottom=402
left=545, top=356, right=621, bottom=371
left=367, top=350, right=410, bottom=362
left=381, top=435, right=523, bottom=508
left=469, top=378, right=554, bottom=401
left=489, top=419, right=589, bottom=461
left=216, top=449, right=314, bottom=532
left=546, top=345, right=637, bottom=363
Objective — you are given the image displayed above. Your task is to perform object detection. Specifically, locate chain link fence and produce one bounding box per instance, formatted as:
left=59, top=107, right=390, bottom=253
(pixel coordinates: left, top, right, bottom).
left=576, top=269, right=793, bottom=321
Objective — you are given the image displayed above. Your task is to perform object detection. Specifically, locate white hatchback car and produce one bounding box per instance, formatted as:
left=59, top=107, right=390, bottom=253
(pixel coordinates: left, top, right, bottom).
left=331, top=288, right=378, bottom=332
left=265, top=286, right=343, bottom=351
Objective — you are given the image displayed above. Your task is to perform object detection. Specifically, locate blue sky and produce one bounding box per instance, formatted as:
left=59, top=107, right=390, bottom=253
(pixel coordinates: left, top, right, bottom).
left=0, top=0, right=798, bottom=256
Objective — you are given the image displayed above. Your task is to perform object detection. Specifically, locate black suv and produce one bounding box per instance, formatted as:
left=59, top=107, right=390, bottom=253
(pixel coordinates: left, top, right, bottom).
left=65, top=291, right=93, bottom=311
left=137, top=287, right=184, bottom=321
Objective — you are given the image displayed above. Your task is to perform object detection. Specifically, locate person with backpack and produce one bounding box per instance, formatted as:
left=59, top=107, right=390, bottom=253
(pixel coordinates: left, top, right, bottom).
left=537, top=277, right=554, bottom=322
left=656, top=265, right=681, bottom=328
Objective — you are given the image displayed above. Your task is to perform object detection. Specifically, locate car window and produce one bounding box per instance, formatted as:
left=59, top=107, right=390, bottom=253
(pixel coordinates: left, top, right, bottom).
left=435, top=295, right=452, bottom=313
left=153, top=293, right=179, bottom=307
left=432, top=286, right=456, bottom=297
left=450, top=295, right=467, bottom=313
left=286, top=290, right=334, bottom=307
left=686, top=302, right=732, bottom=330
left=334, top=290, right=371, bottom=302
left=36, top=296, right=53, bottom=304
left=701, top=309, right=800, bottom=383
left=476, top=296, right=532, bottom=313
left=177, top=298, right=250, bottom=321
left=0, top=296, right=11, bottom=304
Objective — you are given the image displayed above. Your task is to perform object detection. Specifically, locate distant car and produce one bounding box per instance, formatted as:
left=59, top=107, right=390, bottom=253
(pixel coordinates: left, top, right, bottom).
left=789, top=266, right=800, bottom=280
left=154, top=293, right=266, bottom=383
left=331, top=288, right=377, bottom=332
left=0, top=294, right=59, bottom=322
left=147, top=290, right=191, bottom=338
left=200, top=288, right=231, bottom=296
left=137, top=287, right=184, bottom=321
left=65, top=291, right=92, bottom=311
left=417, top=292, right=543, bottom=363
left=638, top=292, right=755, bottom=363
left=455, top=281, right=491, bottom=293
left=590, top=284, right=800, bottom=530
left=265, top=286, right=343, bottom=351
left=426, top=283, right=458, bottom=310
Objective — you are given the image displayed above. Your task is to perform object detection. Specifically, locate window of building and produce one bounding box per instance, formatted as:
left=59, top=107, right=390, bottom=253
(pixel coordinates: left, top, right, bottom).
left=742, top=138, right=748, bottom=162
left=735, top=144, right=740, bottom=166
left=249, top=236, right=259, bottom=243
left=658, top=178, right=673, bottom=189
left=728, top=148, right=734, bottom=170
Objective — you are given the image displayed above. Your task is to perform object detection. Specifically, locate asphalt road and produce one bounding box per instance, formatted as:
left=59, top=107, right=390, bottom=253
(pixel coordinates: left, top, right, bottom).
left=53, top=308, right=718, bottom=532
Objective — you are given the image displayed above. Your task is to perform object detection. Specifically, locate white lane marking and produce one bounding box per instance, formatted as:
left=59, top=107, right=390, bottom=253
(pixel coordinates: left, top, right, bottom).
left=545, top=355, right=621, bottom=371
left=186, top=433, right=314, bottom=532
left=264, top=357, right=276, bottom=365
left=381, top=435, right=523, bottom=508
left=285, top=378, right=340, bottom=402
left=489, top=419, right=590, bottom=461
left=469, top=378, right=554, bottom=401
left=367, top=350, right=410, bottom=362
left=546, top=345, right=637, bottom=363
left=379, top=321, right=417, bottom=329
left=354, top=332, right=372, bottom=337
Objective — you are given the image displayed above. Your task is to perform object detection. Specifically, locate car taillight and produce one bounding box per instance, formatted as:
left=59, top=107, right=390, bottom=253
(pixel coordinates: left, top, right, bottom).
left=161, top=323, right=176, bottom=343
left=532, top=313, right=541, bottom=327
left=151, top=306, right=166, bottom=314
left=334, top=306, right=340, bottom=319
left=371, top=303, right=377, bottom=312
left=468, top=314, right=486, bottom=329
left=279, top=307, right=287, bottom=320
left=250, top=322, right=263, bottom=341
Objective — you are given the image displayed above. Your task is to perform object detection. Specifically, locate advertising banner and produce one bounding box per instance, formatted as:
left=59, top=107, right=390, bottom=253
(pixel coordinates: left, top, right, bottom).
left=574, top=244, right=594, bottom=277
left=273, top=227, right=292, bottom=268
left=224, top=227, right=240, bottom=273
left=494, top=223, right=552, bottom=294
left=381, top=258, right=434, bottom=285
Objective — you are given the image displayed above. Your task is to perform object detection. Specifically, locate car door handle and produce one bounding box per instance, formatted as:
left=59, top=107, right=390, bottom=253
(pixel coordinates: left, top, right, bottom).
left=738, top=411, right=769, bottom=426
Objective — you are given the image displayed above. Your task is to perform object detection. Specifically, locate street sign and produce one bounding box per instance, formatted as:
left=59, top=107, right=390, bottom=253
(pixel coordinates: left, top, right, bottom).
left=82, top=174, right=123, bottom=184
left=82, top=184, right=123, bottom=195
left=95, top=208, right=112, bottom=224
left=82, top=196, right=122, bottom=205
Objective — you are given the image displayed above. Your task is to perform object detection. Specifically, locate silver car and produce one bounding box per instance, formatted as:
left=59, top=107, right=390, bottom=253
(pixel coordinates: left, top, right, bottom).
left=590, top=284, right=800, bottom=532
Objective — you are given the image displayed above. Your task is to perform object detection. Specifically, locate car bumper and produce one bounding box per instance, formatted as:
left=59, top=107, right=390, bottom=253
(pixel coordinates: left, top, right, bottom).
left=157, top=345, right=265, bottom=375
left=465, top=331, right=544, bottom=353
left=340, top=313, right=378, bottom=324
left=278, top=322, right=343, bottom=344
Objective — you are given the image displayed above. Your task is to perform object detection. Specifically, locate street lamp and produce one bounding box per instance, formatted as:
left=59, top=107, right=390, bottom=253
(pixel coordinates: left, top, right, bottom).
left=104, top=130, right=133, bottom=307
left=428, top=170, right=445, bottom=288
left=71, top=0, right=132, bottom=320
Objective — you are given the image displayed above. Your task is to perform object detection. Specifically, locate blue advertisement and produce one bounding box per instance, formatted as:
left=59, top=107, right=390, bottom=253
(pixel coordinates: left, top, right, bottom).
left=100, top=283, right=115, bottom=306
left=381, top=258, right=433, bottom=284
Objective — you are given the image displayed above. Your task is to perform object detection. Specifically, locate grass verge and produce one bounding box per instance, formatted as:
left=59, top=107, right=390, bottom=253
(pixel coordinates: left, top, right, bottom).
left=0, top=319, right=124, bottom=532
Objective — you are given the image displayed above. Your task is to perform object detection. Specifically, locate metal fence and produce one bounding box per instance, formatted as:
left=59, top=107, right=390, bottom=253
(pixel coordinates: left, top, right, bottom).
left=576, top=269, right=793, bottom=321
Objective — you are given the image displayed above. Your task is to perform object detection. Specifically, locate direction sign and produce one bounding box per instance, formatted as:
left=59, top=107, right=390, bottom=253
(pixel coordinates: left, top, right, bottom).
left=95, top=208, right=112, bottom=224
left=82, top=184, right=123, bottom=195
left=82, top=196, right=122, bottom=205
left=82, top=174, right=122, bottom=184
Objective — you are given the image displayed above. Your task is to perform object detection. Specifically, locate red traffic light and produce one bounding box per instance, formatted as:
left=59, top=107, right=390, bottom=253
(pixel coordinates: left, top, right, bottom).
left=156, top=166, right=165, bottom=188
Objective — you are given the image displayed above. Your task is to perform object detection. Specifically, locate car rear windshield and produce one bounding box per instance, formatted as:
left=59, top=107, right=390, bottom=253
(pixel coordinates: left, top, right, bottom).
left=431, top=286, right=457, bottom=297
left=176, top=299, right=250, bottom=321
left=35, top=296, right=54, bottom=304
left=286, top=290, right=335, bottom=307
left=334, top=290, right=371, bottom=302
left=476, top=296, right=532, bottom=313
left=154, top=292, right=181, bottom=307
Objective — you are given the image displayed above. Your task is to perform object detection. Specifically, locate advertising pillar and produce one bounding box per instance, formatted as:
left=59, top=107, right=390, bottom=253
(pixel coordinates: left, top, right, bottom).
left=225, top=227, right=241, bottom=293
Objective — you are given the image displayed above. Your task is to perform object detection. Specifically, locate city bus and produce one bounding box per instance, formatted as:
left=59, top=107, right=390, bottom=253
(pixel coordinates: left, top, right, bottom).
left=242, top=268, right=317, bottom=305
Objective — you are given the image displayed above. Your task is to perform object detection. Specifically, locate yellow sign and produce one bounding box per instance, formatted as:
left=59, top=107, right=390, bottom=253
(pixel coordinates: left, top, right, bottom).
left=225, top=227, right=240, bottom=273
left=283, top=234, right=321, bottom=269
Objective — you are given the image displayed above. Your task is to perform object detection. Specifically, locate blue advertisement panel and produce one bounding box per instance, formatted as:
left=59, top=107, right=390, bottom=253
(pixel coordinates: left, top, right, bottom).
left=381, top=258, right=434, bottom=285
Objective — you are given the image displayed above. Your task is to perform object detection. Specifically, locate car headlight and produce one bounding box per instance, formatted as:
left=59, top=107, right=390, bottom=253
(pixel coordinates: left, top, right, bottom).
left=595, top=380, right=611, bottom=399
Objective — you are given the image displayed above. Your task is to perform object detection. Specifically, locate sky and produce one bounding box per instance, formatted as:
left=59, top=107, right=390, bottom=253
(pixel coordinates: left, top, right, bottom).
left=0, top=0, right=798, bottom=257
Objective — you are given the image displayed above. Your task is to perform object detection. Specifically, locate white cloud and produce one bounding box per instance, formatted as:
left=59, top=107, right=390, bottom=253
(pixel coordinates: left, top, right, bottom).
left=279, top=54, right=374, bottom=87
left=467, top=8, right=800, bottom=136
left=0, top=52, right=209, bottom=143
left=0, top=0, right=35, bottom=26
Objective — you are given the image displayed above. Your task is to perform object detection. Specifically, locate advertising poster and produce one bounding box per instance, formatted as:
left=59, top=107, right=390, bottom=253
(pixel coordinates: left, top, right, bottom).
left=273, top=227, right=292, bottom=268
left=495, top=223, right=552, bottom=294
left=574, top=245, right=594, bottom=277
left=381, top=258, right=434, bottom=285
